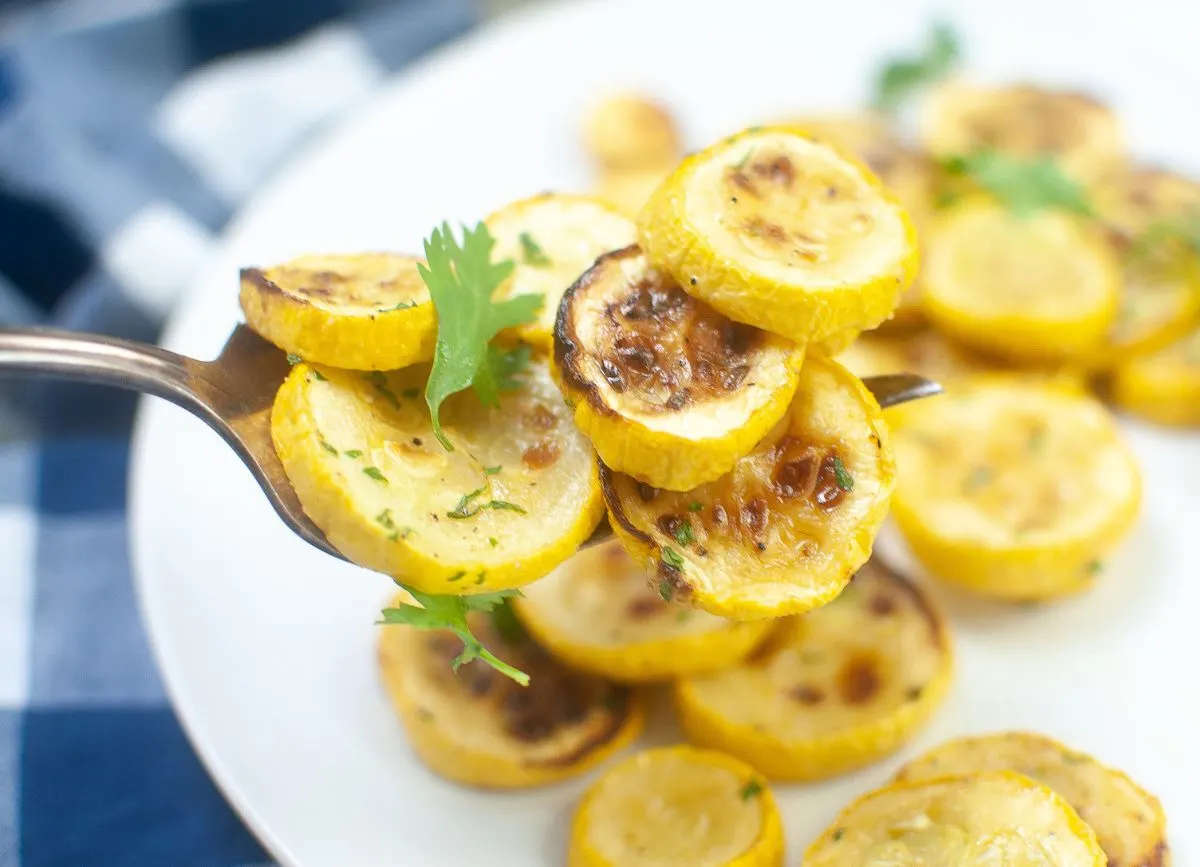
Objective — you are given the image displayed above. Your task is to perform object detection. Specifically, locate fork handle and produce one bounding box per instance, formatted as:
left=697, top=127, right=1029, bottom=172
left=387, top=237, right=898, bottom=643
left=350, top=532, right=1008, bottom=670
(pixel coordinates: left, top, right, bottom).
left=0, top=327, right=202, bottom=406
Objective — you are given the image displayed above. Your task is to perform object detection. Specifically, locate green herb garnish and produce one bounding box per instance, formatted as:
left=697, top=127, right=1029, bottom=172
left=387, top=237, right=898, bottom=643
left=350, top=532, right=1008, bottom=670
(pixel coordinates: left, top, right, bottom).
left=311, top=369, right=327, bottom=381
left=1085, top=559, right=1103, bottom=575
left=484, top=465, right=503, bottom=475
left=344, top=449, right=363, bottom=459
left=873, top=22, right=959, bottom=113
left=942, top=150, right=1094, bottom=218
left=739, top=779, right=764, bottom=800
left=518, top=231, right=552, bottom=267
left=688, top=501, right=704, bottom=512
left=286, top=353, right=302, bottom=366
left=363, top=466, right=388, bottom=483
left=488, top=536, right=499, bottom=547
left=658, top=579, right=672, bottom=602
left=673, top=520, right=696, bottom=547
left=661, top=547, right=685, bottom=570
left=379, top=588, right=528, bottom=684
left=831, top=456, right=855, bottom=492
left=419, top=222, right=541, bottom=450
left=447, top=486, right=527, bottom=520
left=364, top=371, right=401, bottom=408
left=375, top=508, right=395, bottom=530
left=320, top=441, right=338, bottom=456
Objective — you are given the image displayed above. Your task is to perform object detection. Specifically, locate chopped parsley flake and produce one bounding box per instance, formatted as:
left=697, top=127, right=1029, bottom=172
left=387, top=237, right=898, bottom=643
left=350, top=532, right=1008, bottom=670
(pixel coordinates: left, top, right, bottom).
left=364, top=371, right=401, bottom=408
left=831, top=456, right=855, bottom=492
left=661, top=547, right=685, bottom=570
left=311, top=369, right=327, bottom=381
left=688, top=501, right=704, bottom=512
left=484, top=465, right=502, bottom=475
left=344, top=449, right=363, bottom=459
left=286, top=353, right=302, bottom=365
left=447, top=487, right=527, bottom=520
left=363, top=466, right=388, bottom=483
left=673, top=519, right=695, bottom=546
left=320, top=441, right=338, bottom=456
left=658, top=579, right=672, bottom=602
left=518, top=231, right=552, bottom=267
left=488, top=537, right=499, bottom=547
left=448, top=571, right=467, bottom=582
left=739, top=779, right=763, bottom=800
left=375, top=508, right=396, bottom=530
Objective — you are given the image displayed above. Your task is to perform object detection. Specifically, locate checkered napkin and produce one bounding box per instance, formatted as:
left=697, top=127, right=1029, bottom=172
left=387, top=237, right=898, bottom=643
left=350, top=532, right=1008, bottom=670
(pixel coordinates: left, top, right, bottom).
left=0, top=1, right=475, bottom=863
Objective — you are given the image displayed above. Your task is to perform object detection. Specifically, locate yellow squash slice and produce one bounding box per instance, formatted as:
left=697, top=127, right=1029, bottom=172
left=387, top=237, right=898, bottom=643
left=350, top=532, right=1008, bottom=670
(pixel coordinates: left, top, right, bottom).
left=569, top=746, right=784, bottom=867
left=584, top=92, right=681, bottom=171
left=921, top=81, right=1123, bottom=182
left=596, top=166, right=673, bottom=220
left=1097, top=253, right=1200, bottom=364
left=240, top=253, right=435, bottom=370
left=1093, top=165, right=1200, bottom=238
left=487, top=194, right=636, bottom=348
left=1111, top=326, right=1200, bottom=426
left=637, top=125, right=919, bottom=345
left=513, top=540, right=772, bottom=683
left=271, top=359, right=605, bottom=593
left=378, top=604, right=643, bottom=788
left=894, top=731, right=1170, bottom=867
left=923, top=199, right=1120, bottom=363
left=803, top=771, right=1107, bottom=866
left=600, top=355, right=895, bottom=620
left=788, top=113, right=938, bottom=328
left=674, top=558, right=952, bottom=781
left=837, top=328, right=993, bottom=385
left=891, top=375, right=1142, bottom=600
left=554, top=245, right=805, bottom=491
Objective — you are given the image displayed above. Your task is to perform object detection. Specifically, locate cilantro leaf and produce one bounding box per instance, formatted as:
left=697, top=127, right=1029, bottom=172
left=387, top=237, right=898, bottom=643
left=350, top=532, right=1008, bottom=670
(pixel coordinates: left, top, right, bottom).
left=942, top=151, right=1094, bottom=218
left=379, top=587, right=529, bottom=685
left=480, top=343, right=533, bottom=402
left=419, top=222, right=541, bottom=450
left=518, top=231, right=552, bottom=267
left=873, top=22, right=960, bottom=113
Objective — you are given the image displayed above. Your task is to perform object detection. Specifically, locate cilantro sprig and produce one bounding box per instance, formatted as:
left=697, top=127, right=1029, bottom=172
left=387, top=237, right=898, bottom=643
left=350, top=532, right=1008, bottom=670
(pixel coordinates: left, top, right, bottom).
left=419, top=222, right=542, bottom=450
left=380, top=587, right=529, bottom=685
left=873, top=22, right=960, bottom=113
left=941, top=151, right=1094, bottom=218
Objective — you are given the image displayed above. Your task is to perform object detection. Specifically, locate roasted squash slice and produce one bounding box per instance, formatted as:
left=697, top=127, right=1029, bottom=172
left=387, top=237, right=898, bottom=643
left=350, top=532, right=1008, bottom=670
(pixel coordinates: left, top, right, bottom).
left=637, top=125, right=919, bottom=345
left=554, top=245, right=805, bottom=491
left=891, top=375, right=1142, bottom=600
left=674, top=558, right=952, bottom=781
left=1111, top=326, right=1200, bottom=426
left=569, top=746, right=784, bottom=867
left=487, top=194, right=636, bottom=349
left=600, top=355, right=895, bottom=620
left=513, top=540, right=772, bottom=683
left=378, top=601, right=643, bottom=788
left=788, top=113, right=937, bottom=329
left=583, top=92, right=682, bottom=171
left=921, top=81, right=1123, bottom=182
left=895, top=731, right=1170, bottom=867
left=923, top=199, right=1120, bottom=363
left=240, top=253, right=436, bottom=370
left=271, top=359, right=604, bottom=594
left=803, top=771, right=1107, bottom=866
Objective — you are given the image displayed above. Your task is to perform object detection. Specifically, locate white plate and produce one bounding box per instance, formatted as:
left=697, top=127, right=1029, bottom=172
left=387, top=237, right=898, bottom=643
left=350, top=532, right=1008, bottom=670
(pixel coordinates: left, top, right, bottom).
left=130, top=1, right=1200, bottom=863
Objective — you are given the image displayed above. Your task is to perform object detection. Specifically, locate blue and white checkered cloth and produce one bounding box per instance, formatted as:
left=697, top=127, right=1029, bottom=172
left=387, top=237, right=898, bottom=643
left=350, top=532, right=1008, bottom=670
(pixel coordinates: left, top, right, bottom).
left=0, top=1, right=475, bottom=863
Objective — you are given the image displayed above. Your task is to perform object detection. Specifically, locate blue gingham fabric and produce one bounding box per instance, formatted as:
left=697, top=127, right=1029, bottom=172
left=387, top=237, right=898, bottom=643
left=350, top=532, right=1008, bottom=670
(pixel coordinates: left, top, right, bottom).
left=0, top=1, right=476, bottom=863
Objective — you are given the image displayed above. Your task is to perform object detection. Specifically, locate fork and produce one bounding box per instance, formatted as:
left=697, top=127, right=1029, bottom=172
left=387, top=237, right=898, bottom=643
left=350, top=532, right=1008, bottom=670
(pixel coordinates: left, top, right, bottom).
left=0, top=325, right=943, bottom=560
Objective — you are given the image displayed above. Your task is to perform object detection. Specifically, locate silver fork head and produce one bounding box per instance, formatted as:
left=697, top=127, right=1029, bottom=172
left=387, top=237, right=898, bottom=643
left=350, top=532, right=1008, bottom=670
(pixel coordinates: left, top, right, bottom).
left=194, top=326, right=943, bottom=559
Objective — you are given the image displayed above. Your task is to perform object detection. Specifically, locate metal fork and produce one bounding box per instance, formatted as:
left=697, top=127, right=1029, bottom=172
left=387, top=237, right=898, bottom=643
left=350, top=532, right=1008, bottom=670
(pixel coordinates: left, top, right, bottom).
left=0, top=324, right=943, bottom=560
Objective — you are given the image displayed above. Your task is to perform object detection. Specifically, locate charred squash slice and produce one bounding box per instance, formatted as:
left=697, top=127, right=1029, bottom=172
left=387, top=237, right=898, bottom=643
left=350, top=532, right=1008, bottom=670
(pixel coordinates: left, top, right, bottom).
left=513, top=540, right=772, bottom=683
left=637, top=125, right=919, bottom=345
left=554, top=245, right=805, bottom=492
left=271, top=359, right=604, bottom=594
left=569, top=746, right=784, bottom=867
left=674, top=558, right=952, bottom=781
left=378, top=601, right=643, bottom=788
left=921, top=81, right=1123, bottom=182
left=803, top=771, right=1107, bottom=866
left=894, top=731, right=1170, bottom=867
left=600, top=355, right=895, bottom=620
left=487, top=193, right=636, bottom=349
left=240, top=253, right=435, bottom=370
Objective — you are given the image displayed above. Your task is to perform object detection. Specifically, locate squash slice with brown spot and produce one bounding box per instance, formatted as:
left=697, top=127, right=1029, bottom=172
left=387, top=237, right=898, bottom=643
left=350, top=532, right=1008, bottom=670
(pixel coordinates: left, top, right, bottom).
left=554, top=245, right=804, bottom=492
left=378, top=601, right=643, bottom=788
left=240, top=253, right=436, bottom=370
left=513, top=541, right=772, bottom=683
left=637, top=125, right=919, bottom=346
left=568, top=746, right=783, bottom=867
left=804, top=771, right=1107, bottom=866
left=674, top=558, right=952, bottom=780
left=894, top=731, right=1170, bottom=867
left=600, top=355, right=894, bottom=620
left=271, top=359, right=604, bottom=594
